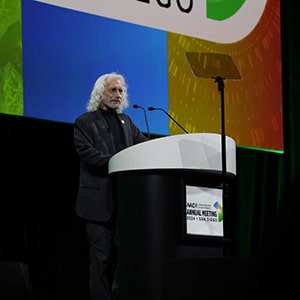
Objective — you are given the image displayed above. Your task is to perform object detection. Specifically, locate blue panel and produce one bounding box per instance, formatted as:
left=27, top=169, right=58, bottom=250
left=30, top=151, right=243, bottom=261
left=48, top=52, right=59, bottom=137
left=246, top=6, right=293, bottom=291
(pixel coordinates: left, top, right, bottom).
left=22, top=0, right=169, bottom=135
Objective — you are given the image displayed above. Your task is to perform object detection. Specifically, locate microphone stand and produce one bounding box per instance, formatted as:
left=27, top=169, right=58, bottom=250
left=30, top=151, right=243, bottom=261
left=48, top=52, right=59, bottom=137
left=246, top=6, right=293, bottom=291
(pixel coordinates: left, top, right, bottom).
left=148, top=107, right=188, bottom=134
left=133, top=105, right=151, bottom=138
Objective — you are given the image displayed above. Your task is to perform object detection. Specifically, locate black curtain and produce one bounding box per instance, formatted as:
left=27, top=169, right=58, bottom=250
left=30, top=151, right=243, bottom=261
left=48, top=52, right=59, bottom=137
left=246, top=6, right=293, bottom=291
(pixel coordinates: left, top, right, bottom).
left=231, top=1, right=300, bottom=258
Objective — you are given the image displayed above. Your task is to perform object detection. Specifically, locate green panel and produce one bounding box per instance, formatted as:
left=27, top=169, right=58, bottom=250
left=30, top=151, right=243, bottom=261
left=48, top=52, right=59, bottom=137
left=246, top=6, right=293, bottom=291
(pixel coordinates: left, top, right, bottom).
left=0, top=0, right=23, bottom=115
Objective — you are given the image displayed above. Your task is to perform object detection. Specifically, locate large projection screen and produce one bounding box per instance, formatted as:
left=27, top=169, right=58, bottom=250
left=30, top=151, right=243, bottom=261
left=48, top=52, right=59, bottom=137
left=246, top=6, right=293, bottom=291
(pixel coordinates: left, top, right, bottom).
left=1, top=0, right=283, bottom=152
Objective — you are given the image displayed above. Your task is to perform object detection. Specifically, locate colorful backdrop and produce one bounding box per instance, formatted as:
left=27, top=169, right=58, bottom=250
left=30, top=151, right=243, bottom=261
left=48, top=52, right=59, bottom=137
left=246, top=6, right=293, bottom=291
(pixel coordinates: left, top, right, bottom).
left=0, top=0, right=282, bottom=151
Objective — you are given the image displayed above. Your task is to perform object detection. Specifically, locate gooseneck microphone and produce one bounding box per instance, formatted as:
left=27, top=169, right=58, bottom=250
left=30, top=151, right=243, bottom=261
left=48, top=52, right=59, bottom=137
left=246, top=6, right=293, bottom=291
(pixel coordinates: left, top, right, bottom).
left=147, top=107, right=188, bottom=134
left=132, top=104, right=151, bottom=138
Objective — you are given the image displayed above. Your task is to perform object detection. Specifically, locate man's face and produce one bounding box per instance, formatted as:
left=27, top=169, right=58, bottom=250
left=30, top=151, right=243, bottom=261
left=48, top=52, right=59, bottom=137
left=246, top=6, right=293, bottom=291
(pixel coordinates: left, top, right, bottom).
left=101, top=77, right=124, bottom=111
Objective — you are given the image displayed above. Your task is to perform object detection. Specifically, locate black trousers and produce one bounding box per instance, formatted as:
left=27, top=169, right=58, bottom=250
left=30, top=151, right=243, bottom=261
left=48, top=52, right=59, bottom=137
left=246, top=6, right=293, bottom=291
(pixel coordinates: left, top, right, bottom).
left=85, top=218, right=119, bottom=300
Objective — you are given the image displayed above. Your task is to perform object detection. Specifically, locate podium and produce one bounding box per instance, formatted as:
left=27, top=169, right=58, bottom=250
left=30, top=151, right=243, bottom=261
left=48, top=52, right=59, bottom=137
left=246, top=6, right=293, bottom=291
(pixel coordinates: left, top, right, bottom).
left=108, top=133, right=236, bottom=300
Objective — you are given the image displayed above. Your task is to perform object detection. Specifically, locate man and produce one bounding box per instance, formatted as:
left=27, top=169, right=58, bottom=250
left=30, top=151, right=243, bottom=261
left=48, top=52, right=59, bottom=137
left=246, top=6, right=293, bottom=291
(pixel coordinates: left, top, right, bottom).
left=73, top=72, right=149, bottom=300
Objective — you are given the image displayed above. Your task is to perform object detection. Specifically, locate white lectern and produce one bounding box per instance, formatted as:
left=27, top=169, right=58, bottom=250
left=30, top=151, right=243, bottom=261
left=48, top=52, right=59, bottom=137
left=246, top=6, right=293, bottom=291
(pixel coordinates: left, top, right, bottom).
left=109, top=133, right=236, bottom=300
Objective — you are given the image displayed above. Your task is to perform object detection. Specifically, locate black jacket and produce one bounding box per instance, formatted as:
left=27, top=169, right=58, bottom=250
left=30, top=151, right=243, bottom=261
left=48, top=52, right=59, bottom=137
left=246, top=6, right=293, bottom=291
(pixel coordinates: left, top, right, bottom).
left=73, top=109, right=148, bottom=222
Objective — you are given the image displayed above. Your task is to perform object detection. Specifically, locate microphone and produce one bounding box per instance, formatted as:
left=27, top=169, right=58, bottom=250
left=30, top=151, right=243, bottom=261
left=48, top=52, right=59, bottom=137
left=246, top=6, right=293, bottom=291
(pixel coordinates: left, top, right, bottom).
left=132, top=104, right=151, bottom=138
left=148, top=107, right=188, bottom=134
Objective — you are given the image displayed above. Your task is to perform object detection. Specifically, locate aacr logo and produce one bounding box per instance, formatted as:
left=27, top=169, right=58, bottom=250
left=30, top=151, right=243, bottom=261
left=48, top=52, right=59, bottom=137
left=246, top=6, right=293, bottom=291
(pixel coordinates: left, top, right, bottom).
left=35, top=0, right=268, bottom=43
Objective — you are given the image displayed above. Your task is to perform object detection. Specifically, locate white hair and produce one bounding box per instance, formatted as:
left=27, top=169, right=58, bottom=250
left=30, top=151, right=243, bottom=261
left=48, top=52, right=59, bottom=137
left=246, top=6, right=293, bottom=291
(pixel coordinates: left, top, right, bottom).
left=86, top=72, right=129, bottom=113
